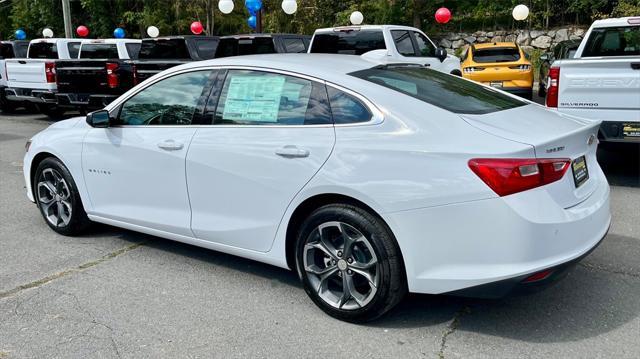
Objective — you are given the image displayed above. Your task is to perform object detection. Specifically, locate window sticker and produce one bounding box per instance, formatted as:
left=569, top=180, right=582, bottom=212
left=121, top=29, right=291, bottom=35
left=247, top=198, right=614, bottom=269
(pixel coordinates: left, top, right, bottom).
left=222, top=75, right=286, bottom=123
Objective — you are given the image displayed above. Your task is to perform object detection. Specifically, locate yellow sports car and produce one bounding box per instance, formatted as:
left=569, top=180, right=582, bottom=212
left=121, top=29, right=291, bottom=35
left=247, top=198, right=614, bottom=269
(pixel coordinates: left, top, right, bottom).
left=461, top=42, right=534, bottom=99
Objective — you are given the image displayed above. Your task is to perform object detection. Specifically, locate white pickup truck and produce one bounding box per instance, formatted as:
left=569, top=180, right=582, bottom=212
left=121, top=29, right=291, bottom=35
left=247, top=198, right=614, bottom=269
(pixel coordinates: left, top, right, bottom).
left=4, top=38, right=81, bottom=117
left=0, top=40, right=29, bottom=112
left=309, top=25, right=461, bottom=75
left=546, top=17, right=640, bottom=143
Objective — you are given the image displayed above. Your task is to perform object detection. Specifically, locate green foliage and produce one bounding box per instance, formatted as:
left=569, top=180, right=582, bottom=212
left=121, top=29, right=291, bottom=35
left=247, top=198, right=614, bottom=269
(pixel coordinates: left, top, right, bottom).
left=0, top=0, right=635, bottom=40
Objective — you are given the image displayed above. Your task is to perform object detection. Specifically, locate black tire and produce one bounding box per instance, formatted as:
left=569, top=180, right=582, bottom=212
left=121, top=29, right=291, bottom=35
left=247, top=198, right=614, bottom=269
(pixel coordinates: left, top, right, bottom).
left=295, top=204, right=407, bottom=323
left=36, top=104, right=66, bottom=120
left=0, top=94, right=17, bottom=113
left=34, top=157, right=91, bottom=236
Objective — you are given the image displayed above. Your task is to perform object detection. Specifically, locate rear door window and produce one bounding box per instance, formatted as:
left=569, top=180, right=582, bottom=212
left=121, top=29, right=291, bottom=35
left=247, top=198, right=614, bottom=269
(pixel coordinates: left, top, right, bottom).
left=28, top=42, right=58, bottom=59
left=392, top=30, right=417, bottom=57
left=283, top=38, right=307, bottom=53
left=351, top=66, right=525, bottom=115
left=310, top=30, right=386, bottom=55
left=67, top=42, right=81, bottom=58
left=195, top=39, right=219, bottom=59
left=472, top=47, right=521, bottom=63
left=138, top=39, right=191, bottom=59
left=80, top=44, right=119, bottom=59
left=582, top=26, right=640, bottom=57
left=126, top=43, right=141, bottom=59
left=214, top=70, right=332, bottom=126
left=215, top=38, right=276, bottom=58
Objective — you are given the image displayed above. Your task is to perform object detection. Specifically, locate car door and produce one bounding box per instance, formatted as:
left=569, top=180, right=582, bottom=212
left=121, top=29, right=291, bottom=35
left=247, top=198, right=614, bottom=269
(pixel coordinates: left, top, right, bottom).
left=82, top=69, right=215, bottom=236
left=187, top=69, right=335, bottom=252
left=391, top=30, right=442, bottom=70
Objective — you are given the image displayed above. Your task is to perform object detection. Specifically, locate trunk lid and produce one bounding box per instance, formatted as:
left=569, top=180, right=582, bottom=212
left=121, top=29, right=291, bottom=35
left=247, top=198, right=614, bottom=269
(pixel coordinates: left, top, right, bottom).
left=461, top=104, right=602, bottom=208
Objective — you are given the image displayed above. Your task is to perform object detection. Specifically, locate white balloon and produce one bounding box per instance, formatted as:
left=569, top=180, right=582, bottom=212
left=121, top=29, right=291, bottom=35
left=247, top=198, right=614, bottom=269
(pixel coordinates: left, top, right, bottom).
left=281, top=0, right=297, bottom=15
left=218, top=0, right=234, bottom=14
left=147, top=26, right=160, bottom=38
left=42, top=28, right=54, bottom=38
left=512, top=4, right=530, bottom=21
left=350, top=11, right=364, bottom=25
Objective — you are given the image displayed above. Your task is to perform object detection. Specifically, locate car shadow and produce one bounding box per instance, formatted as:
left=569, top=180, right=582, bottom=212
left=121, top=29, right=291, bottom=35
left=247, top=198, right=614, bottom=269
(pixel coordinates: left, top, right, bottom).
left=597, top=142, right=640, bottom=188
left=80, top=224, right=639, bottom=344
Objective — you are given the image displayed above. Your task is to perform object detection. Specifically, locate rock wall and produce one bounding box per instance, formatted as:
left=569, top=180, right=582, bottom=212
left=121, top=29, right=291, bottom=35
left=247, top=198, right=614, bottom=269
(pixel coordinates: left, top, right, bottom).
left=436, top=27, right=587, bottom=54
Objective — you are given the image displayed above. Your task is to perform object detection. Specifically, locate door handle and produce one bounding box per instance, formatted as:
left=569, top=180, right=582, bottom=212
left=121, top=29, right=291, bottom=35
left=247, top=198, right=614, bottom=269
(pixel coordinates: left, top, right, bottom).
left=631, top=63, right=640, bottom=70
left=157, top=139, right=184, bottom=151
left=275, top=145, right=310, bottom=158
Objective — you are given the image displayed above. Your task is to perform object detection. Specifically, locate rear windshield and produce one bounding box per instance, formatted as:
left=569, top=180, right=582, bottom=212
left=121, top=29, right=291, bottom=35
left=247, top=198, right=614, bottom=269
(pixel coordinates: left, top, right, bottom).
left=80, top=44, right=119, bottom=59
left=351, top=66, right=526, bottom=115
left=139, top=39, right=190, bottom=59
left=215, top=37, right=276, bottom=58
left=0, top=44, right=14, bottom=59
left=28, top=42, right=58, bottom=59
left=310, top=30, right=386, bottom=55
left=582, top=26, right=640, bottom=57
left=126, top=43, right=141, bottom=59
left=472, top=47, right=520, bottom=63
left=14, top=42, right=28, bottom=57
left=194, top=39, right=218, bottom=59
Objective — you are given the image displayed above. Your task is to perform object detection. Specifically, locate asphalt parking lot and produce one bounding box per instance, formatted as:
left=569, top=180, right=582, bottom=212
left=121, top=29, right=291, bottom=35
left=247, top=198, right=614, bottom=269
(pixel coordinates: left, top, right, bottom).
left=1, top=111, right=639, bottom=359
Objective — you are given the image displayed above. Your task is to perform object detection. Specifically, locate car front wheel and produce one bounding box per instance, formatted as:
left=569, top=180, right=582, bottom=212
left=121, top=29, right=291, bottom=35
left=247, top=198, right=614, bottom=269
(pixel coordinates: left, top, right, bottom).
left=34, top=157, right=91, bottom=236
left=295, top=204, right=407, bottom=322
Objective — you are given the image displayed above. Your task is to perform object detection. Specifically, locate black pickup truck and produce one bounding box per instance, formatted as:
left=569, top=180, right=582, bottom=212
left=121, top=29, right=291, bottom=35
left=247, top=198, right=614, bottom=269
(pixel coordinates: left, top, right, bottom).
left=55, top=39, right=141, bottom=110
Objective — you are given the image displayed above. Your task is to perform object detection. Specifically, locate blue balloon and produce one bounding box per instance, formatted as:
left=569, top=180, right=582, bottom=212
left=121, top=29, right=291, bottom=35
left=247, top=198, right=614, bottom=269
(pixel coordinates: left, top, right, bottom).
left=113, top=27, right=125, bottom=39
left=245, top=0, right=262, bottom=14
left=247, top=15, right=257, bottom=29
left=15, top=29, right=26, bottom=40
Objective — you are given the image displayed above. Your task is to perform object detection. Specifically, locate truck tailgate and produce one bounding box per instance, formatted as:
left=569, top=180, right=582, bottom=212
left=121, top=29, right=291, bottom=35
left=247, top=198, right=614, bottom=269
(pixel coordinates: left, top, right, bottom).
left=56, top=60, right=108, bottom=93
left=558, top=58, right=640, bottom=122
left=6, top=59, right=47, bottom=84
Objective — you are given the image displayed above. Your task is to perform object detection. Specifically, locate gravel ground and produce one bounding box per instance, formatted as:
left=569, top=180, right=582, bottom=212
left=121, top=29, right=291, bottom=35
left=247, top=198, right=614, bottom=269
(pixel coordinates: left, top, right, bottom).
left=1, top=111, right=639, bottom=359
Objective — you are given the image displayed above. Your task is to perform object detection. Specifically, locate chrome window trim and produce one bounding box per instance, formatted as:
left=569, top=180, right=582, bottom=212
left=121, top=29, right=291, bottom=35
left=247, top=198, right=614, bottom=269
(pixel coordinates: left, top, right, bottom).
left=106, top=65, right=384, bottom=128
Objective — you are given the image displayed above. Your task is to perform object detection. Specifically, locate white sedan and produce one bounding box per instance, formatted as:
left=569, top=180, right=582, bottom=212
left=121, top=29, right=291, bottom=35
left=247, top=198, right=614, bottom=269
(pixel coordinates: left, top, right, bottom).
left=23, top=54, right=611, bottom=322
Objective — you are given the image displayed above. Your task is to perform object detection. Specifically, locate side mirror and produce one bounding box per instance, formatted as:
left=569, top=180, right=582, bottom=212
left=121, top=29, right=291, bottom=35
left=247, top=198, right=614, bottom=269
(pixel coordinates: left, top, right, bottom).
left=436, top=47, right=448, bottom=63
left=86, top=110, right=111, bottom=128
left=539, top=53, right=550, bottom=62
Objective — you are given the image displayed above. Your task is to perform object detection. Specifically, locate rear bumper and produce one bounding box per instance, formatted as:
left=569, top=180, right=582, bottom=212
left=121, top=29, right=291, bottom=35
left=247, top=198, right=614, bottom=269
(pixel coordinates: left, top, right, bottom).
left=56, top=93, right=118, bottom=109
left=598, top=121, right=640, bottom=143
left=385, top=166, right=611, bottom=295
left=5, top=87, right=57, bottom=104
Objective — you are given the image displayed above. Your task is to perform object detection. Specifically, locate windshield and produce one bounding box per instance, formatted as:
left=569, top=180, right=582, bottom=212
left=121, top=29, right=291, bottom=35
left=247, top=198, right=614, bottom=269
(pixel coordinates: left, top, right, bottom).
left=582, top=26, right=640, bottom=57
left=80, top=44, right=119, bottom=59
left=472, top=47, right=521, bottom=63
left=310, top=30, right=386, bottom=55
left=28, top=42, right=58, bottom=59
left=215, top=37, right=275, bottom=58
left=139, top=39, right=190, bottom=59
left=351, top=66, right=526, bottom=115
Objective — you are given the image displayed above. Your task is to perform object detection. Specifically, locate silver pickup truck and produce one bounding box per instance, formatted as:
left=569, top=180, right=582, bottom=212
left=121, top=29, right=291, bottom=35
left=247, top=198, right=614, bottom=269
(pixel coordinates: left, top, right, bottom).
left=4, top=38, right=81, bottom=118
left=546, top=17, right=640, bottom=143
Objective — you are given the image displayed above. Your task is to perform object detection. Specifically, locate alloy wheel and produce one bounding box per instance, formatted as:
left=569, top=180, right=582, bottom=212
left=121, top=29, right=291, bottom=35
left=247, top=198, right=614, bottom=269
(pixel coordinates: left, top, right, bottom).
left=37, top=168, right=73, bottom=227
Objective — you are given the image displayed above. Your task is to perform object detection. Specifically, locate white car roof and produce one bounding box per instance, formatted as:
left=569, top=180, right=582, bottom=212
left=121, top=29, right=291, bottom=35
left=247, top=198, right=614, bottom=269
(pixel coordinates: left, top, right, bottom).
left=29, top=38, right=81, bottom=44
left=313, top=24, right=422, bottom=34
left=591, top=16, right=640, bottom=28
left=176, top=53, right=381, bottom=85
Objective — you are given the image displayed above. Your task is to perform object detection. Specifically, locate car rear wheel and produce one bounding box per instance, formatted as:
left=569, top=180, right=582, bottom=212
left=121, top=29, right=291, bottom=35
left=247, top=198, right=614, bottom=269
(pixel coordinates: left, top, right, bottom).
left=295, top=204, right=406, bottom=323
left=34, top=157, right=91, bottom=236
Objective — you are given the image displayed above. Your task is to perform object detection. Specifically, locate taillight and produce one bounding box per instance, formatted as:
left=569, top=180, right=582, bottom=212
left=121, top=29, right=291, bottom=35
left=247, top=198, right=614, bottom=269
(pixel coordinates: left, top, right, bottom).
left=106, top=62, right=119, bottom=89
left=132, top=64, right=139, bottom=85
left=45, top=62, right=56, bottom=83
left=546, top=67, right=560, bottom=108
left=509, top=64, right=531, bottom=71
left=463, top=67, right=485, bottom=73
left=468, top=158, right=571, bottom=197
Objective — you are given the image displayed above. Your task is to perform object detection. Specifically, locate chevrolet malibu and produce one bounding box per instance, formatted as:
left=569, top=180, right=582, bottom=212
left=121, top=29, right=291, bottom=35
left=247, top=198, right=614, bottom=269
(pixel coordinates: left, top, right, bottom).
left=23, top=54, right=611, bottom=322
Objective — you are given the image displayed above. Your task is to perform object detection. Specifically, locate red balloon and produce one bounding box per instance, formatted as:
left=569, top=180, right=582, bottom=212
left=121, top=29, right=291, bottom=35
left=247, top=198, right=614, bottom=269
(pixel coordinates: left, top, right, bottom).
left=76, top=25, right=89, bottom=37
left=435, top=7, right=452, bottom=24
left=190, top=21, right=203, bottom=35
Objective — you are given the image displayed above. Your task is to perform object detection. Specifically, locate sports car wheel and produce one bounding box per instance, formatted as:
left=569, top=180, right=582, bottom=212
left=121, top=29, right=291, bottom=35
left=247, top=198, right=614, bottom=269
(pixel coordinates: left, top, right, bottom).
left=35, top=157, right=91, bottom=236
left=296, top=204, right=406, bottom=322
